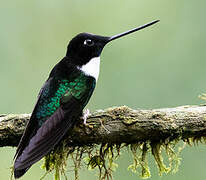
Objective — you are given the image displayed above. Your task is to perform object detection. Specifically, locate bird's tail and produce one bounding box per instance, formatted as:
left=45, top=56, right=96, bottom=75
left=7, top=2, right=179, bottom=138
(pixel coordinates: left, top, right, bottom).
left=14, top=167, right=30, bottom=179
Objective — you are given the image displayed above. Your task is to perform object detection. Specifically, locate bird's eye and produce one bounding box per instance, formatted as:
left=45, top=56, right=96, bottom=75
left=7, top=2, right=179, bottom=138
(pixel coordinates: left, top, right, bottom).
left=83, top=39, right=94, bottom=46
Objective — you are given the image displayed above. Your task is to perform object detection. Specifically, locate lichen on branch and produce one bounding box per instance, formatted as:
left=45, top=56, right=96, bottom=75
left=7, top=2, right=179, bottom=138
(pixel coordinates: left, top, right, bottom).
left=2, top=105, right=206, bottom=179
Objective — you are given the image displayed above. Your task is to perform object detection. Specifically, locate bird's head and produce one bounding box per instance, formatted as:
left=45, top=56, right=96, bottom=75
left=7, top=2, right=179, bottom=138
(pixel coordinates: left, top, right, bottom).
left=66, top=20, right=159, bottom=66
left=66, top=33, right=109, bottom=66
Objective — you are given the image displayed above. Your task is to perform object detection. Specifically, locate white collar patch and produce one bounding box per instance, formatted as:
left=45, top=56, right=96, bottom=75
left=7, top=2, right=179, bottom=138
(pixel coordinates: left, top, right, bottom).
left=78, top=57, right=100, bottom=81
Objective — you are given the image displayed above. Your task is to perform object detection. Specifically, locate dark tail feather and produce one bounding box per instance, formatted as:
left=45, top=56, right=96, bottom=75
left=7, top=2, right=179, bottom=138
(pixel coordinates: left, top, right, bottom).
left=13, top=98, right=81, bottom=178
left=14, top=167, right=30, bottom=179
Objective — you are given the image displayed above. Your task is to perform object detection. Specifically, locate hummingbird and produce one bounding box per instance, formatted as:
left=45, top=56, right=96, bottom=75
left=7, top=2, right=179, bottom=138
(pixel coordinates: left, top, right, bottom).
left=13, top=20, right=159, bottom=178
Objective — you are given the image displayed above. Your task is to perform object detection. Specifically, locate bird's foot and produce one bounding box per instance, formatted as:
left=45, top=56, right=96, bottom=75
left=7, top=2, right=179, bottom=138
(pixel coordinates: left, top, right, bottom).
left=81, top=109, right=90, bottom=125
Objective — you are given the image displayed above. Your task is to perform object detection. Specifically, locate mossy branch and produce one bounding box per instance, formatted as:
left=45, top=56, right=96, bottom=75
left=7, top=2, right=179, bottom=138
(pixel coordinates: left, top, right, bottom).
left=2, top=105, right=206, bottom=179
left=1, top=105, right=206, bottom=147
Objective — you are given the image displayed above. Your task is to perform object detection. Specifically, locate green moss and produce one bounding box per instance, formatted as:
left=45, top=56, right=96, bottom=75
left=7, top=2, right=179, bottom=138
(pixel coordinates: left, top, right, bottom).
left=41, top=140, right=73, bottom=180
left=151, top=141, right=170, bottom=175
left=128, top=142, right=151, bottom=179
left=40, top=137, right=188, bottom=180
left=199, top=93, right=206, bottom=100
left=122, top=117, right=138, bottom=125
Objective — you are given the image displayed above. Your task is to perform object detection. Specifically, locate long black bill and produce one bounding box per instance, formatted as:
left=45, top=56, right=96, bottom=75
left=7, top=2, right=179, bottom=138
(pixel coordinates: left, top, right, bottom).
left=108, top=20, right=159, bottom=42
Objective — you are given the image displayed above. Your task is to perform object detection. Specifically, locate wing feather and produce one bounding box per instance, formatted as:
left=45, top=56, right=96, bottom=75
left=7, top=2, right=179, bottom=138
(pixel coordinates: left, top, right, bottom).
left=14, top=96, right=81, bottom=170
left=14, top=78, right=53, bottom=160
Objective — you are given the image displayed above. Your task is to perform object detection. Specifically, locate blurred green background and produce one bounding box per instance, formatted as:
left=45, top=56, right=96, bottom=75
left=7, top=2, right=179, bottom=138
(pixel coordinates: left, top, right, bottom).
left=1, top=0, right=206, bottom=179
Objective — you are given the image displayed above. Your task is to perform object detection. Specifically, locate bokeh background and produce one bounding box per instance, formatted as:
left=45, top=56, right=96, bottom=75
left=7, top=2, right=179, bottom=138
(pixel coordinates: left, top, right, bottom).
left=1, top=0, right=206, bottom=179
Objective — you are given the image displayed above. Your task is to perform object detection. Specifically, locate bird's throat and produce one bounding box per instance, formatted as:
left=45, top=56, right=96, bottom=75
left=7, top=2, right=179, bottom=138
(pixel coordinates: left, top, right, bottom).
left=78, top=57, right=100, bottom=81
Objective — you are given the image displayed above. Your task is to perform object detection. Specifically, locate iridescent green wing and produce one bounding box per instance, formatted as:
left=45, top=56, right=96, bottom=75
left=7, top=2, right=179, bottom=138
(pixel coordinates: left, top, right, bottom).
left=61, top=74, right=96, bottom=107
left=36, top=74, right=95, bottom=125
left=14, top=74, right=96, bottom=171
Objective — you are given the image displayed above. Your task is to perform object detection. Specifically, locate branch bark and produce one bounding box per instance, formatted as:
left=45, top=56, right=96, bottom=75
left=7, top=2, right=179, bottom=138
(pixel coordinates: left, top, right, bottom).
left=1, top=105, right=206, bottom=147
